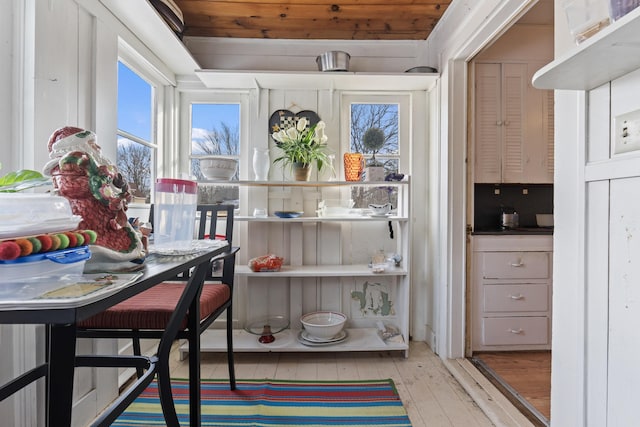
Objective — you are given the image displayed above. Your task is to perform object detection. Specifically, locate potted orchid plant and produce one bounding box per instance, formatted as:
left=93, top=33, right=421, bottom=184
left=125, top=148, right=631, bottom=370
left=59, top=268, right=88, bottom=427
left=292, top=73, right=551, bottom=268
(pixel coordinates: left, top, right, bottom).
left=271, top=118, right=333, bottom=181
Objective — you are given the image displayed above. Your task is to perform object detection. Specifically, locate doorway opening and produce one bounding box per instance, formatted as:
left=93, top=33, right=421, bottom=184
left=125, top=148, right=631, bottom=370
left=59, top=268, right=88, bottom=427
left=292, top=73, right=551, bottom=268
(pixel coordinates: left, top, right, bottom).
left=465, top=1, right=554, bottom=425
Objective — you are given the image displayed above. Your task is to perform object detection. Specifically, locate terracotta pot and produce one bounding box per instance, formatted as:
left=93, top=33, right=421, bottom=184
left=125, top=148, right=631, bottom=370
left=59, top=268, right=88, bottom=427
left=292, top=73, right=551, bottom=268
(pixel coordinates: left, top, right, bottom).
left=292, top=162, right=312, bottom=181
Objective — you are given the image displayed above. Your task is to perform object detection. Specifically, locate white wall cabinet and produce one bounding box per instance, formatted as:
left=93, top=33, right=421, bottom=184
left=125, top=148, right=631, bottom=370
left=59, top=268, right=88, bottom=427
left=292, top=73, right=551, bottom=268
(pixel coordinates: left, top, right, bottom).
left=471, top=235, right=552, bottom=351
left=192, top=179, right=411, bottom=356
left=474, top=62, right=554, bottom=184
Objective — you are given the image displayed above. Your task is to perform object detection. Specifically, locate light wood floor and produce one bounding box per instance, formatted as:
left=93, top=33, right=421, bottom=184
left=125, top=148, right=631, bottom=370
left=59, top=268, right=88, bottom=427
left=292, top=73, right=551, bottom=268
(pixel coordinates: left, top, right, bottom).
left=472, top=351, right=551, bottom=426
left=168, top=341, right=495, bottom=427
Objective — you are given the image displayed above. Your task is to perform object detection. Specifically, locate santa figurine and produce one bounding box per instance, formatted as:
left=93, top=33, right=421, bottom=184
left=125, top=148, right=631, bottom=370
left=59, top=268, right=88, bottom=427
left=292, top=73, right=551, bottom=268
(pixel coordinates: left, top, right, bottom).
left=42, top=126, right=146, bottom=270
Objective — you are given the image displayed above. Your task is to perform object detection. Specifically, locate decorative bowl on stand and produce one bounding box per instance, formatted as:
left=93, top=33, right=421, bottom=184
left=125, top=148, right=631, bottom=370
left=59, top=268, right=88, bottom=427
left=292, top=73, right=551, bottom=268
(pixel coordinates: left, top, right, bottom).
left=245, top=316, right=290, bottom=344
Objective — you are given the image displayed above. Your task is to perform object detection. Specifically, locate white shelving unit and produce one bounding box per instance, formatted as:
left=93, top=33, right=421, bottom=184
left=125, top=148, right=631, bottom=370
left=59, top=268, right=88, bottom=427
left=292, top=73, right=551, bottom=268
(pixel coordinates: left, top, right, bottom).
left=533, top=7, right=640, bottom=90
left=191, top=179, right=411, bottom=357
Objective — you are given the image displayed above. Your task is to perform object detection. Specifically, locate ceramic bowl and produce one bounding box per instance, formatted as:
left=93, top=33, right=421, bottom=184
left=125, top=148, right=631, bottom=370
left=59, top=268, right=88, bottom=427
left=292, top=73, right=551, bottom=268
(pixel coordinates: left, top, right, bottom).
left=536, top=214, right=554, bottom=228
left=368, top=203, right=392, bottom=215
left=200, top=156, right=238, bottom=180
left=317, top=199, right=355, bottom=217
left=300, top=311, right=347, bottom=339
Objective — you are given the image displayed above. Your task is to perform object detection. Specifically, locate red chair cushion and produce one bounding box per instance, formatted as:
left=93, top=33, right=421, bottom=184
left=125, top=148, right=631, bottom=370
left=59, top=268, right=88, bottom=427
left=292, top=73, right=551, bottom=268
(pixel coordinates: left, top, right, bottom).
left=78, top=282, right=231, bottom=330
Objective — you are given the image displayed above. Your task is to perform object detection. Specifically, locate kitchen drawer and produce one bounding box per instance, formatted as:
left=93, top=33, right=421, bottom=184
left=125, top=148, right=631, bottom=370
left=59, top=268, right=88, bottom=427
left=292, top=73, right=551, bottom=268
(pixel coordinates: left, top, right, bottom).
left=482, top=252, right=550, bottom=279
left=481, top=316, right=549, bottom=346
left=483, top=284, right=549, bottom=313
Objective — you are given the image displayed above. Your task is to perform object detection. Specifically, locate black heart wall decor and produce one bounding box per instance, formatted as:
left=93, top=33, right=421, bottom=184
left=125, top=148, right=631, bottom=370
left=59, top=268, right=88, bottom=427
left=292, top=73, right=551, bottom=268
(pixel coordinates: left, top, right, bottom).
left=269, top=109, right=321, bottom=141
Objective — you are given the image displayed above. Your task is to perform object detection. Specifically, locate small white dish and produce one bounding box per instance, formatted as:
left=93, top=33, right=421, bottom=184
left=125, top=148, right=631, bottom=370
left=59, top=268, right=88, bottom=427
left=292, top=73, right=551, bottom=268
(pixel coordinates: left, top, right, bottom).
left=297, top=330, right=348, bottom=346
left=369, top=213, right=392, bottom=218
left=253, top=208, right=268, bottom=218
left=301, top=329, right=347, bottom=343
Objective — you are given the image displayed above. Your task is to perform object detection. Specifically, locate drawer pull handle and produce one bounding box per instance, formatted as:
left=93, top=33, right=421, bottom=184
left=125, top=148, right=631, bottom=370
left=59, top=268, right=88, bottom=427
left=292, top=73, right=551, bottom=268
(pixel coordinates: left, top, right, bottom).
left=510, top=261, right=524, bottom=267
left=507, top=328, right=524, bottom=334
left=509, top=294, right=524, bottom=300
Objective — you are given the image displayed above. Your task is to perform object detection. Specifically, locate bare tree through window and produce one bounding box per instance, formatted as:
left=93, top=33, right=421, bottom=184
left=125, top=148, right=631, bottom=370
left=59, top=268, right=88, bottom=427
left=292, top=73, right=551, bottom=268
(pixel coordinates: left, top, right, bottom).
left=117, top=141, right=151, bottom=201
left=191, top=103, right=241, bottom=204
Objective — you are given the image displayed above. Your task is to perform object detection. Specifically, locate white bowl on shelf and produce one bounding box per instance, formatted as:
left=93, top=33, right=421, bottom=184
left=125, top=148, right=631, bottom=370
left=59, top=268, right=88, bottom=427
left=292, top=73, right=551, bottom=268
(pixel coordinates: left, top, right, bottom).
left=536, top=213, right=554, bottom=228
left=300, top=311, right=347, bottom=340
left=317, top=199, right=355, bottom=217
left=200, top=156, right=238, bottom=180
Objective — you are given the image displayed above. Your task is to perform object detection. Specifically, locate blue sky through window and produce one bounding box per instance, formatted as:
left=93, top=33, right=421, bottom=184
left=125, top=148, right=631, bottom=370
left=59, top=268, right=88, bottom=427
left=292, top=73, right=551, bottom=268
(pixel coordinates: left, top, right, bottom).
left=117, top=62, right=152, bottom=140
left=191, top=103, right=240, bottom=155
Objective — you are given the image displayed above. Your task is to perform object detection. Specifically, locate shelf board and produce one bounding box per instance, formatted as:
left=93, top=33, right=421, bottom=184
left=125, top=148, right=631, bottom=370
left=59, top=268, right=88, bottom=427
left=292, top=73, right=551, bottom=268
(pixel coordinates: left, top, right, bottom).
left=198, top=179, right=408, bottom=187
left=195, top=69, right=438, bottom=91
left=235, top=215, right=408, bottom=222
left=237, top=264, right=407, bottom=277
left=533, top=7, right=640, bottom=90
left=188, top=328, right=408, bottom=354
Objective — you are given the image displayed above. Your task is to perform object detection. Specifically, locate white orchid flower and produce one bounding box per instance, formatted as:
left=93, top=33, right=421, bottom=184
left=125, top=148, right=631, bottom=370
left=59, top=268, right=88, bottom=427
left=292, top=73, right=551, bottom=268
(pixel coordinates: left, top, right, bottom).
left=286, top=127, right=298, bottom=140
left=275, top=130, right=287, bottom=143
left=296, top=117, right=308, bottom=132
left=314, top=121, right=325, bottom=141
left=320, top=135, right=328, bottom=144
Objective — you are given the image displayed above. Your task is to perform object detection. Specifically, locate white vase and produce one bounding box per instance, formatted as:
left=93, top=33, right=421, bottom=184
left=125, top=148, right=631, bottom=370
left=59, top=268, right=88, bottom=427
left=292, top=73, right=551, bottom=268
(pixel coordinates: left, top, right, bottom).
left=253, top=147, right=270, bottom=181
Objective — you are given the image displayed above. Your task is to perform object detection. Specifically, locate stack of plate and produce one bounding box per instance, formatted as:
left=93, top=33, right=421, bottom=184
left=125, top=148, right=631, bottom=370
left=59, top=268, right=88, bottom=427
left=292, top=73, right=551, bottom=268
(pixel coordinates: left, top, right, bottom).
left=297, top=330, right=348, bottom=347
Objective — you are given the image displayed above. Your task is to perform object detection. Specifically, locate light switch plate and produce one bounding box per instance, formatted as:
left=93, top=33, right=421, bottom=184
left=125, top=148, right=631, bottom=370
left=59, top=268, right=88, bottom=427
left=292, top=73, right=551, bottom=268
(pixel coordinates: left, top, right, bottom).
left=614, top=109, right=640, bottom=154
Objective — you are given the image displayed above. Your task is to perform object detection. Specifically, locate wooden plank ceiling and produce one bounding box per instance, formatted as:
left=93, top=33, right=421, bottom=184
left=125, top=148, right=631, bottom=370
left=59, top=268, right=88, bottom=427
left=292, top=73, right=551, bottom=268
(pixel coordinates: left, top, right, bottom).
left=173, top=0, right=453, bottom=40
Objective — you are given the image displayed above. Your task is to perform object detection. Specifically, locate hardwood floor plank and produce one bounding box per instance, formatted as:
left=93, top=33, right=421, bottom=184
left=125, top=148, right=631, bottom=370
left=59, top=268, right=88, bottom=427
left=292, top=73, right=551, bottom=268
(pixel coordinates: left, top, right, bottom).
left=169, top=341, right=496, bottom=427
left=473, top=351, right=550, bottom=424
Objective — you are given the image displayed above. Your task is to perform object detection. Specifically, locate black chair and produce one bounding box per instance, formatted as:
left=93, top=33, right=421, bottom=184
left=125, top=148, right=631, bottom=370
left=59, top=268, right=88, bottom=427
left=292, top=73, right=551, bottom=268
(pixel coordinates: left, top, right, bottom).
left=77, top=204, right=238, bottom=426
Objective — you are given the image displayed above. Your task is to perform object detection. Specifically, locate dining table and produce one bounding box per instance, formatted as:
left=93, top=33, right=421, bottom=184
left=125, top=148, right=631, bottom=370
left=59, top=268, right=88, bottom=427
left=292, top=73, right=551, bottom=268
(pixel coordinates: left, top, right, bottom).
left=0, top=240, right=229, bottom=427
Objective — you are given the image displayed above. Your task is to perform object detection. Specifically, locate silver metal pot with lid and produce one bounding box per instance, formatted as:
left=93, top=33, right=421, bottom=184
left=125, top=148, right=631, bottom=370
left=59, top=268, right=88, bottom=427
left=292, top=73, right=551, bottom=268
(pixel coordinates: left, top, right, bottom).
left=316, top=51, right=350, bottom=72
left=500, top=207, right=519, bottom=229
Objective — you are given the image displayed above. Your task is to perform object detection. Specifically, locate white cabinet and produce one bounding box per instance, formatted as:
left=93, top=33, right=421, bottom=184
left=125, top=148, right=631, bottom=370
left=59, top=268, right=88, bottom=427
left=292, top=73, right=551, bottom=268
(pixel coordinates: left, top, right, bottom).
left=195, top=179, right=411, bottom=356
left=471, top=235, right=553, bottom=351
left=474, top=62, right=554, bottom=184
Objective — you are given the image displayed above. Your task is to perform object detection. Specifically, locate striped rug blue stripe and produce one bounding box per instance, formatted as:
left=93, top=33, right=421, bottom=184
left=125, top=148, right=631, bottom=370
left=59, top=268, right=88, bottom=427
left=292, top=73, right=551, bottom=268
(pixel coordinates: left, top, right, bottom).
left=112, top=378, right=412, bottom=426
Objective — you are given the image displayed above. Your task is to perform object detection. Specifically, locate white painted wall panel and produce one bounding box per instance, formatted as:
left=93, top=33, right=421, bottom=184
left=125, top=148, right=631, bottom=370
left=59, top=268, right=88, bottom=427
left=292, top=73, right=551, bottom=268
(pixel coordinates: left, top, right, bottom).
left=585, top=178, right=610, bottom=426
left=608, top=176, right=640, bottom=426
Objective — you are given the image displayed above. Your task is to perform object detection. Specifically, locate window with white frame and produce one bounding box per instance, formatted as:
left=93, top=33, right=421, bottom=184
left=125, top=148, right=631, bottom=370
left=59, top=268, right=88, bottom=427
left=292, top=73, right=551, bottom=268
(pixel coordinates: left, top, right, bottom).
left=342, top=94, right=410, bottom=208
left=116, top=60, right=157, bottom=204
left=181, top=92, right=247, bottom=206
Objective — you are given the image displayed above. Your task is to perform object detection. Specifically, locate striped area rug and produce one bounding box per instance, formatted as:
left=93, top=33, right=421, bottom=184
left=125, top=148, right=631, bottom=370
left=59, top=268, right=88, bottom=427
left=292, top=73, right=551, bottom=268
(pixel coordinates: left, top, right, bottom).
left=112, top=378, right=412, bottom=426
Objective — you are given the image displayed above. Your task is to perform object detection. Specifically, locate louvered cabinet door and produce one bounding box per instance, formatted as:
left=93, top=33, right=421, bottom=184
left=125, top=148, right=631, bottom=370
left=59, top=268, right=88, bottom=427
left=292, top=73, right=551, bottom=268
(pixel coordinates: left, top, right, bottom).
left=474, top=63, right=502, bottom=183
left=473, top=62, right=554, bottom=184
left=501, top=63, right=527, bottom=183
left=518, top=62, right=555, bottom=184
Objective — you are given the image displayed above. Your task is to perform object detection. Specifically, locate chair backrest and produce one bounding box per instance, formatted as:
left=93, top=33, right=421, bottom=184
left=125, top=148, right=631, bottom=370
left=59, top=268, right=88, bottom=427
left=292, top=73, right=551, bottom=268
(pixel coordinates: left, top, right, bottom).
left=195, top=204, right=234, bottom=246
left=147, top=203, right=234, bottom=246
left=194, top=204, right=235, bottom=282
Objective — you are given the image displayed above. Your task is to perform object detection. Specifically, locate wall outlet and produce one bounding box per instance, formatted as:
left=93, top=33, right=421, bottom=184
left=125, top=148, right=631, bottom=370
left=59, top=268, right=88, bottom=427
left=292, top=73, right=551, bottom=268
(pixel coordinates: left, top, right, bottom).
left=614, top=109, right=640, bottom=154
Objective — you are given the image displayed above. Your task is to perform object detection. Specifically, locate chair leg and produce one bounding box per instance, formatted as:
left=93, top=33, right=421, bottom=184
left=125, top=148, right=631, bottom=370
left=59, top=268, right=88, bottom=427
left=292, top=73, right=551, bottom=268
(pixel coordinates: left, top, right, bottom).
left=226, top=306, right=236, bottom=390
left=188, top=329, right=201, bottom=427
left=132, top=333, right=144, bottom=378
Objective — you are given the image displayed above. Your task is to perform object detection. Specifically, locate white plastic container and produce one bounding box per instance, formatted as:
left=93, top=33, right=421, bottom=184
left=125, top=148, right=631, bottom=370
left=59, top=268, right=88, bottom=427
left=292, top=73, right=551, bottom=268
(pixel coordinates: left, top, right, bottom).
left=0, top=193, right=81, bottom=240
left=153, top=178, right=198, bottom=251
left=562, top=0, right=610, bottom=44
left=0, top=246, right=91, bottom=283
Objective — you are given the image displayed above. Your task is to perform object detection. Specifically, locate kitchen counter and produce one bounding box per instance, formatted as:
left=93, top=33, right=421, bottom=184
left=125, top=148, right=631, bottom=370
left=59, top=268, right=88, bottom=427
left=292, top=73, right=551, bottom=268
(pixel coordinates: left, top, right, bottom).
left=472, top=227, right=554, bottom=236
